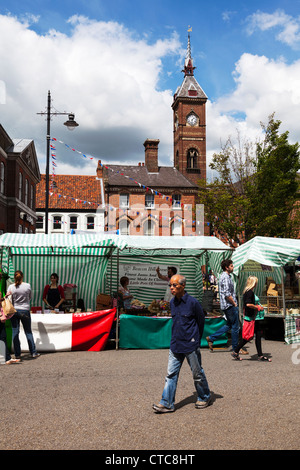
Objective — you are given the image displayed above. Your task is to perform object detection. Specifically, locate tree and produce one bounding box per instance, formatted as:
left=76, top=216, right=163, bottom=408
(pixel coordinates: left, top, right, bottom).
left=246, top=114, right=300, bottom=238
left=198, top=114, right=300, bottom=244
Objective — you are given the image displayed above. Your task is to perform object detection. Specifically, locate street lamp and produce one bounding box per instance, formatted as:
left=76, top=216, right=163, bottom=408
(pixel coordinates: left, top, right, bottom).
left=37, top=90, right=79, bottom=234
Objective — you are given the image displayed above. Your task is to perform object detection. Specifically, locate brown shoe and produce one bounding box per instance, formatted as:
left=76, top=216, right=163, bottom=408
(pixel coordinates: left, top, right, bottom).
left=152, top=403, right=175, bottom=413
left=239, top=348, right=249, bottom=355
left=206, top=336, right=213, bottom=352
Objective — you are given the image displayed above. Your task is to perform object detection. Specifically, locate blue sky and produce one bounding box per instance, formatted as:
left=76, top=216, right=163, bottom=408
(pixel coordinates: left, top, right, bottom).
left=1, top=0, right=300, bottom=179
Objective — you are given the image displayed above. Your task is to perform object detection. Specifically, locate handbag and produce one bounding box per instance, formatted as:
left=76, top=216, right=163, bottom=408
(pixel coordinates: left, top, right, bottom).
left=242, top=319, right=255, bottom=341
left=1, top=296, right=16, bottom=319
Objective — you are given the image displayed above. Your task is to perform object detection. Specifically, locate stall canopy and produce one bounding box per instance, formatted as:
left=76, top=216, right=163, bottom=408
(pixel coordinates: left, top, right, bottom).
left=0, top=233, right=127, bottom=310
left=0, top=233, right=232, bottom=309
left=108, top=235, right=233, bottom=305
left=232, top=236, right=300, bottom=297
left=232, top=237, right=300, bottom=273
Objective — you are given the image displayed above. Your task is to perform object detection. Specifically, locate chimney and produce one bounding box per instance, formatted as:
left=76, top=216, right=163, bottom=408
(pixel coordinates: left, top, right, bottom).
left=97, top=160, right=103, bottom=178
left=144, top=139, right=159, bottom=173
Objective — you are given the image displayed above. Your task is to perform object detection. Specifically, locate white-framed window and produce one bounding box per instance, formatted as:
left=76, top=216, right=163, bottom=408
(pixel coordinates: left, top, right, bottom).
left=145, top=193, right=155, bottom=208
left=172, top=194, right=181, bottom=209
left=171, top=219, right=182, bottom=236
left=53, top=215, right=62, bottom=230
left=143, top=218, right=155, bottom=236
left=19, top=172, right=23, bottom=200
left=30, top=185, right=34, bottom=209
left=69, top=215, right=78, bottom=230
left=119, top=194, right=129, bottom=209
left=87, top=215, right=95, bottom=230
left=119, top=218, right=130, bottom=235
left=0, top=162, right=5, bottom=194
left=36, top=215, right=44, bottom=230
left=25, top=179, right=28, bottom=206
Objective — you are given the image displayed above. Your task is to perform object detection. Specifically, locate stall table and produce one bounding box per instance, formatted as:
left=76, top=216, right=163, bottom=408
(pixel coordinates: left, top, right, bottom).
left=119, top=314, right=227, bottom=349
left=5, top=309, right=116, bottom=353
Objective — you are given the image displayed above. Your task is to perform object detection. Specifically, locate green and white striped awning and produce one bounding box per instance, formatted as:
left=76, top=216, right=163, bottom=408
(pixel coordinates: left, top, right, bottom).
left=232, top=237, right=300, bottom=274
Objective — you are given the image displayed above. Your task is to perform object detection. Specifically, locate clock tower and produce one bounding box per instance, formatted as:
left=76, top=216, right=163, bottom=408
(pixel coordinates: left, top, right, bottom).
left=172, top=33, right=207, bottom=185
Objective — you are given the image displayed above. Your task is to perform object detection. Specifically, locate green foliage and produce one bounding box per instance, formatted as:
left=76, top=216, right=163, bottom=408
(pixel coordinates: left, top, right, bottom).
left=199, top=114, right=300, bottom=243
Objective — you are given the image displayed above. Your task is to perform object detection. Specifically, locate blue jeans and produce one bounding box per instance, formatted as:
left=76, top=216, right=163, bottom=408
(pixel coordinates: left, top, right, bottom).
left=160, top=348, right=210, bottom=410
left=10, top=310, right=37, bottom=357
left=0, top=321, right=11, bottom=362
left=209, top=305, right=239, bottom=350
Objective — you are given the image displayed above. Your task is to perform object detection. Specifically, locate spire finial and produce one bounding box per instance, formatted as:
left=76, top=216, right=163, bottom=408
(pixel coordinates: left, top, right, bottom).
left=183, top=27, right=195, bottom=76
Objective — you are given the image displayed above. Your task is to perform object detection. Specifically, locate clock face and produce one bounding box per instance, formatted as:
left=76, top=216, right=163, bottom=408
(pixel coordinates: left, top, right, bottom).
left=187, top=114, right=197, bottom=126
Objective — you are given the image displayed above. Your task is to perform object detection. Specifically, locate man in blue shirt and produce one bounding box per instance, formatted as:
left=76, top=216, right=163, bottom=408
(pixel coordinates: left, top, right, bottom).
left=152, top=274, right=211, bottom=413
left=206, top=259, right=240, bottom=352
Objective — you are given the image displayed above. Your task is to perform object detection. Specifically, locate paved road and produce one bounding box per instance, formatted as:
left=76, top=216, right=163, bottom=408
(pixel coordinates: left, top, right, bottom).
left=0, top=339, right=299, bottom=451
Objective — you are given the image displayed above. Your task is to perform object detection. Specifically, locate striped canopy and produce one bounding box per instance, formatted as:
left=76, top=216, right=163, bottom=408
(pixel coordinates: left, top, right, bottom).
left=232, top=237, right=300, bottom=274
left=0, top=233, right=232, bottom=309
left=0, top=233, right=128, bottom=310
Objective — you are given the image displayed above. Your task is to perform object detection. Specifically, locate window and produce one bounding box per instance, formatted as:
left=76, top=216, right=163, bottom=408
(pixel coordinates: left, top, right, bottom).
left=0, top=162, right=4, bottom=194
left=187, top=148, right=198, bottom=169
left=143, top=219, right=155, bottom=236
left=119, top=194, right=129, bottom=209
left=70, top=216, right=78, bottom=230
left=53, top=216, right=62, bottom=230
left=171, top=220, right=182, bottom=236
left=119, top=218, right=130, bottom=235
left=25, top=180, right=28, bottom=206
left=145, top=193, right=154, bottom=208
left=87, top=216, right=95, bottom=230
left=19, top=172, right=23, bottom=200
left=30, top=185, right=34, bottom=209
left=172, top=194, right=181, bottom=209
left=36, top=215, right=44, bottom=230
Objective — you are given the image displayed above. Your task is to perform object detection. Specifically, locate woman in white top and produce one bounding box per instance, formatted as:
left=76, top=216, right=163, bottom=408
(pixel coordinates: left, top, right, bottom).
left=6, top=270, right=39, bottom=360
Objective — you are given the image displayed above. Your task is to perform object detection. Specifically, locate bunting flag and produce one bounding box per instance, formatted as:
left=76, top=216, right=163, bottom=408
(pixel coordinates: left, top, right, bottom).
left=5, top=309, right=116, bottom=353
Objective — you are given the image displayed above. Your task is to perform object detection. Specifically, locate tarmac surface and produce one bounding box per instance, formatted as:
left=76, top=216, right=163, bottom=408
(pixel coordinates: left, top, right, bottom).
left=0, top=338, right=299, bottom=451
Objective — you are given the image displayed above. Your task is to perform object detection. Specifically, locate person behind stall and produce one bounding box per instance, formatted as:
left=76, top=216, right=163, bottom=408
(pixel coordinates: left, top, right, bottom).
left=118, top=276, right=133, bottom=310
left=43, top=273, right=65, bottom=311
left=156, top=266, right=177, bottom=302
left=6, top=270, right=40, bottom=360
left=232, top=276, right=271, bottom=362
left=152, top=274, right=211, bottom=413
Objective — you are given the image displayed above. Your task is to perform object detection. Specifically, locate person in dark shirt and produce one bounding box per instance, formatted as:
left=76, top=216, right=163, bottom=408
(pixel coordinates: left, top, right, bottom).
left=232, top=276, right=271, bottom=362
left=153, top=274, right=211, bottom=413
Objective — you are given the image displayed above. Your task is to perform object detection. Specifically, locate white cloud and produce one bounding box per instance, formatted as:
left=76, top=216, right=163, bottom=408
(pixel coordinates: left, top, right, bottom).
left=246, top=9, right=300, bottom=48
left=206, top=52, right=300, bottom=180
left=0, top=13, right=181, bottom=174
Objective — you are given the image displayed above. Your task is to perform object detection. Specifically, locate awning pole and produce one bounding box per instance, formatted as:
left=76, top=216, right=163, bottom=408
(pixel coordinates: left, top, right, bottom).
left=281, top=267, right=286, bottom=318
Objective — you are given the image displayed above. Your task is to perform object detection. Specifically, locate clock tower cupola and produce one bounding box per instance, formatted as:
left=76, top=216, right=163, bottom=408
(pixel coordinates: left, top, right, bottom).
left=172, top=32, right=207, bottom=185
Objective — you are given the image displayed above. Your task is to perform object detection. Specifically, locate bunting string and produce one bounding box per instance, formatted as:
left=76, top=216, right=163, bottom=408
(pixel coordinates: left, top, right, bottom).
left=51, top=137, right=175, bottom=203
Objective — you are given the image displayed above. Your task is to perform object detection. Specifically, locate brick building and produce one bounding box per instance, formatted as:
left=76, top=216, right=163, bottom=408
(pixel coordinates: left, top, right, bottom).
left=0, top=124, right=40, bottom=234
left=36, top=34, right=207, bottom=235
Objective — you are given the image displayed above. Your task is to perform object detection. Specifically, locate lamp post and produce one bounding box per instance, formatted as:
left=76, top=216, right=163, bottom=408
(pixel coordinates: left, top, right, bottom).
left=37, top=90, right=79, bottom=234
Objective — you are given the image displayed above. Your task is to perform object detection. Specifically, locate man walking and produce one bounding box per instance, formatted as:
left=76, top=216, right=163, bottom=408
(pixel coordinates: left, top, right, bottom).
left=206, top=259, right=240, bottom=352
left=153, top=274, right=211, bottom=413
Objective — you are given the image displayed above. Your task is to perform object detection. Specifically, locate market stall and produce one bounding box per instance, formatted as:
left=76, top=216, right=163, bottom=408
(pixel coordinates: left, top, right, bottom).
left=110, top=235, right=232, bottom=349
left=0, top=233, right=233, bottom=351
left=231, top=236, right=300, bottom=344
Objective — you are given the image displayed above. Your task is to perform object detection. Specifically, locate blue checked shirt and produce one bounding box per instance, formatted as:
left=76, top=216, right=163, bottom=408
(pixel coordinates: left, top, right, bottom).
left=219, top=272, right=237, bottom=310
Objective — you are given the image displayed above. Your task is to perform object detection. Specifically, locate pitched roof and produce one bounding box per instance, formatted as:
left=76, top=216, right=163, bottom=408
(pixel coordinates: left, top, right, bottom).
left=105, top=165, right=198, bottom=188
left=36, top=174, right=102, bottom=210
